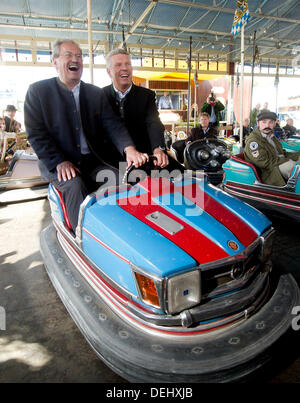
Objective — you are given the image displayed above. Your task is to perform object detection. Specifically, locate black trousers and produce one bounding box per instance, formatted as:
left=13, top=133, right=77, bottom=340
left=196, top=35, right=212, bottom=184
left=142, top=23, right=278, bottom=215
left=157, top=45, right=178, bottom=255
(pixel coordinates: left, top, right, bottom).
left=39, top=154, right=119, bottom=232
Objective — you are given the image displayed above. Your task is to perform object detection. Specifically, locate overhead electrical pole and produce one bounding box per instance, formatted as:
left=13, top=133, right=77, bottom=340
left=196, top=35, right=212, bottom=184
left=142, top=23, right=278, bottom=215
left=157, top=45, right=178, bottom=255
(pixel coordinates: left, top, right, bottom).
left=87, top=0, right=93, bottom=84
left=186, top=36, right=192, bottom=136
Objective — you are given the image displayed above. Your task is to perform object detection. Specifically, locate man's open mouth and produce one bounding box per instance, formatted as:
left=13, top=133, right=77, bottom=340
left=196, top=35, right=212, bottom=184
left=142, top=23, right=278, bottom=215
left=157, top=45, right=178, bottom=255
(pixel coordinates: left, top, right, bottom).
left=68, top=64, right=80, bottom=72
left=120, top=74, right=129, bottom=78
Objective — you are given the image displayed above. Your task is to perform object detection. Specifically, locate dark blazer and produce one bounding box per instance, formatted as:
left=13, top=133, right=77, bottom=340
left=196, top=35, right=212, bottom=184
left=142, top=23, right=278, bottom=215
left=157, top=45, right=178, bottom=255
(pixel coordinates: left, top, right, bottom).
left=185, top=125, right=218, bottom=143
left=24, top=77, right=134, bottom=172
left=102, top=84, right=165, bottom=164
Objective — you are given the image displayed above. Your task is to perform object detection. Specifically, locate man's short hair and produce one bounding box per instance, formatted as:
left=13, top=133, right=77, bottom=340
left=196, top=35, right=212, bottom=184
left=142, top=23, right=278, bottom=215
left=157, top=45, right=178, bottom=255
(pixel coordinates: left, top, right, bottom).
left=200, top=112, right=210, bottom=119
left=52, top=39, right=82, bottom=59
left=106, top=48, right=130, bottom=68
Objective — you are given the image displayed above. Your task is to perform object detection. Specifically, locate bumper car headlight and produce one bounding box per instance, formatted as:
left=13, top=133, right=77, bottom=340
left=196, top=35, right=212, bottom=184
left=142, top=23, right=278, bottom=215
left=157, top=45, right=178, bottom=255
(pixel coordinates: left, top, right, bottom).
left=135, top=272, right=161, bottom=309
left=167, top=270, right=201, bottom=314
left=259, top=228, right=275, bottom=263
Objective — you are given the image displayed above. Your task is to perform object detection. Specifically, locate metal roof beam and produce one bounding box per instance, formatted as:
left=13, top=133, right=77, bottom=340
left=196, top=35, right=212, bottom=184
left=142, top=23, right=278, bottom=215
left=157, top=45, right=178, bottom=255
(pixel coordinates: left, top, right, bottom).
left=148, top=0, right=300, bottom=24
left=119, top=0, right=158, bottom=47
left=110, top=0, right=123, bottom=28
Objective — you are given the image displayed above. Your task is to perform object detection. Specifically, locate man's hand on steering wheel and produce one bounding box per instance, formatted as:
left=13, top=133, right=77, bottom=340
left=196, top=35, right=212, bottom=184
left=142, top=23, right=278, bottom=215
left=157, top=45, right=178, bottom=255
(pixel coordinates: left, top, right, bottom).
left=124, top=146, right=149, bottom=168
left=153, top=147, right=169, bottom=168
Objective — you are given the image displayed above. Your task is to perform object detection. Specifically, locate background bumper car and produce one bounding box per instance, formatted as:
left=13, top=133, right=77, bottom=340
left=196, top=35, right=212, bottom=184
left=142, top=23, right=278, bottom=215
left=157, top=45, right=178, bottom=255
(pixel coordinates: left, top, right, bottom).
left=281, top=137, right=300, bottom=152
left=222, top=152, right=300, bottom=222
left=40, top=162, right=299, bottom=382
left=0, top=131, right=48, bottom=203
left=0, top=149, right=48, bottom=204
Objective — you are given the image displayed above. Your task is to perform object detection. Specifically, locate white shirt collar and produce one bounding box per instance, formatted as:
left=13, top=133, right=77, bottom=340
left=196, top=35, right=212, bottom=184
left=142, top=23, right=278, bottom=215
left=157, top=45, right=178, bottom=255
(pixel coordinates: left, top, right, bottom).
left=113, top=83, right=132, bottom=100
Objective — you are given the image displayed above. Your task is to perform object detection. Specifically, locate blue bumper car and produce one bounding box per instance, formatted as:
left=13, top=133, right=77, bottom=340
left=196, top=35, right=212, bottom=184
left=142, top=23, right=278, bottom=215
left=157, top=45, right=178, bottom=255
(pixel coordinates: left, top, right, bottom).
left=222, top=152, right=300, bottom=222
left=40, top=164, right=299, bottom=382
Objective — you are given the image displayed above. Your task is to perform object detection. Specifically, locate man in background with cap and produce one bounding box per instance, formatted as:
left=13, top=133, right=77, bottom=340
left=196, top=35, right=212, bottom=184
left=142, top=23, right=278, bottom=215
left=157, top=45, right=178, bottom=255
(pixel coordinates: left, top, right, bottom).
left=244, top=110, right=300, bottom=187
left=3, top=105, right=21, bottom=133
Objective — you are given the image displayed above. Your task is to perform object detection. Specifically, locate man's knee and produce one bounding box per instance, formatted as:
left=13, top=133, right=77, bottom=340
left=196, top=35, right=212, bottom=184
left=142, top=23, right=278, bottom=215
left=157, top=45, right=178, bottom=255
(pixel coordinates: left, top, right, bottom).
left=279, top=160, right=296, bottom=180
left=53, top=175, right=88, bottom=199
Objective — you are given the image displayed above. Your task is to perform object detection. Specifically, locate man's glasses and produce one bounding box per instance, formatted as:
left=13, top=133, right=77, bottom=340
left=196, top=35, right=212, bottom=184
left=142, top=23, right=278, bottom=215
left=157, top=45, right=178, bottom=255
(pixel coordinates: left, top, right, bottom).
left=61, top=52, right=82, bottom=59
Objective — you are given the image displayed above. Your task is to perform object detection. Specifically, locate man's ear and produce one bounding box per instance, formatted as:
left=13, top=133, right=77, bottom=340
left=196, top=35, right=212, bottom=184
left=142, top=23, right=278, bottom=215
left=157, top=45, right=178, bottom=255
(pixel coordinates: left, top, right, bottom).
left=106, top=68, right=111, bottom=78
left=52, top=57, right=57, bottom=70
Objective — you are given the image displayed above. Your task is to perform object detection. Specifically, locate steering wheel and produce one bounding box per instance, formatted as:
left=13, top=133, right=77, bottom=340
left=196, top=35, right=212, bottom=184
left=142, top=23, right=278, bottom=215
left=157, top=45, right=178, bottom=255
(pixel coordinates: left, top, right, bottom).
left=184, top=138, right=231, bottom=172
left=122, top=155, right=160, bottom=185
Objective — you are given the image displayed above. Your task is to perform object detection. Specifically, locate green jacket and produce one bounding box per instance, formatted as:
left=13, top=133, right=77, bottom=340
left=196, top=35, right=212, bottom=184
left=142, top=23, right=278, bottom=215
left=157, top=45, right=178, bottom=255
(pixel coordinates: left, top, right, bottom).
left=249, top=108, right=259, bottom=128
left=244, top=129, right=300, bottom=186
left=201, top=101, right=224, bottom=126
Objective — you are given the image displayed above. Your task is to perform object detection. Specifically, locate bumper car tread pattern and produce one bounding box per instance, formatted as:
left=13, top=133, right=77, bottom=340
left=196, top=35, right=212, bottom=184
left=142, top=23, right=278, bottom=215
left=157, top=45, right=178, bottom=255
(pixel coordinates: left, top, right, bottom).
left=41, top=224, right=300, bottom=383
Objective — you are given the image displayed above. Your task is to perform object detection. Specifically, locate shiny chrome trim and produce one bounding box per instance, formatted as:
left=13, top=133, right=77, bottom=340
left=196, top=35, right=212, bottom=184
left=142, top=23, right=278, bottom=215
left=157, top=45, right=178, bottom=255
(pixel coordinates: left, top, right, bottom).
left=199, top=236, right=261, bottom=272
left=75, top=192, right=97, bottom=245
left=258, top=227, right=275, bottom=262
left=286, top=164, right=300, bottom=190
left=55, top=221, right=271, bottom=331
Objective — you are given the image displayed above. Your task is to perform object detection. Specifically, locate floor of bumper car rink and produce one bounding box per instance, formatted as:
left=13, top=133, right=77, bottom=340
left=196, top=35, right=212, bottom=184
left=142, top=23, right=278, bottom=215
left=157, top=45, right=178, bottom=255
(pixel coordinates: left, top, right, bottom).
left=0, top=196, right=299, bottom=384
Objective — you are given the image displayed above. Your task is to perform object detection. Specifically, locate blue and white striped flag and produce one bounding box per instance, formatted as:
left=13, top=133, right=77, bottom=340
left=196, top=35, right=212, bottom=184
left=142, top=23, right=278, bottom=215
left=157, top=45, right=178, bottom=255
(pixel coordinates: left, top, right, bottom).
left=231, top=0, right=250, bottom=36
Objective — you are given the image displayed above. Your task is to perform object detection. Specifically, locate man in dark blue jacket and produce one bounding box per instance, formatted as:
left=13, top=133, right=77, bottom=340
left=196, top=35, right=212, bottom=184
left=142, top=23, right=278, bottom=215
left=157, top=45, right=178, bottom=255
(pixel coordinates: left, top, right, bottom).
left=24, top=39, right=148, bottom=232
left=103, top=48, right=169, bottom=169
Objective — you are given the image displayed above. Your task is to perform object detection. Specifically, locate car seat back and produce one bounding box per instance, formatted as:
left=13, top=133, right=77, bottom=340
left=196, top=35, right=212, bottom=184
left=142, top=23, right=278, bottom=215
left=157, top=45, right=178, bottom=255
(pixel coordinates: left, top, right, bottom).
left=170, top=140, right=186, bottom=164
left=231, top=152, right=262, bottom=182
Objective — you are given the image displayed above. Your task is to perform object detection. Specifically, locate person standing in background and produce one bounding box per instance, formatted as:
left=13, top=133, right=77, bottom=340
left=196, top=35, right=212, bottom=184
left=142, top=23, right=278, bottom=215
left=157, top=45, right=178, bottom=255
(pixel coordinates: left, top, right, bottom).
left=250, top=103, right=261, bottom=129
left=158, top=91, right=173, bottom=110
left=201, top=93, right=224, bottom=127
left=3, top=105, right=21, bottom=133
